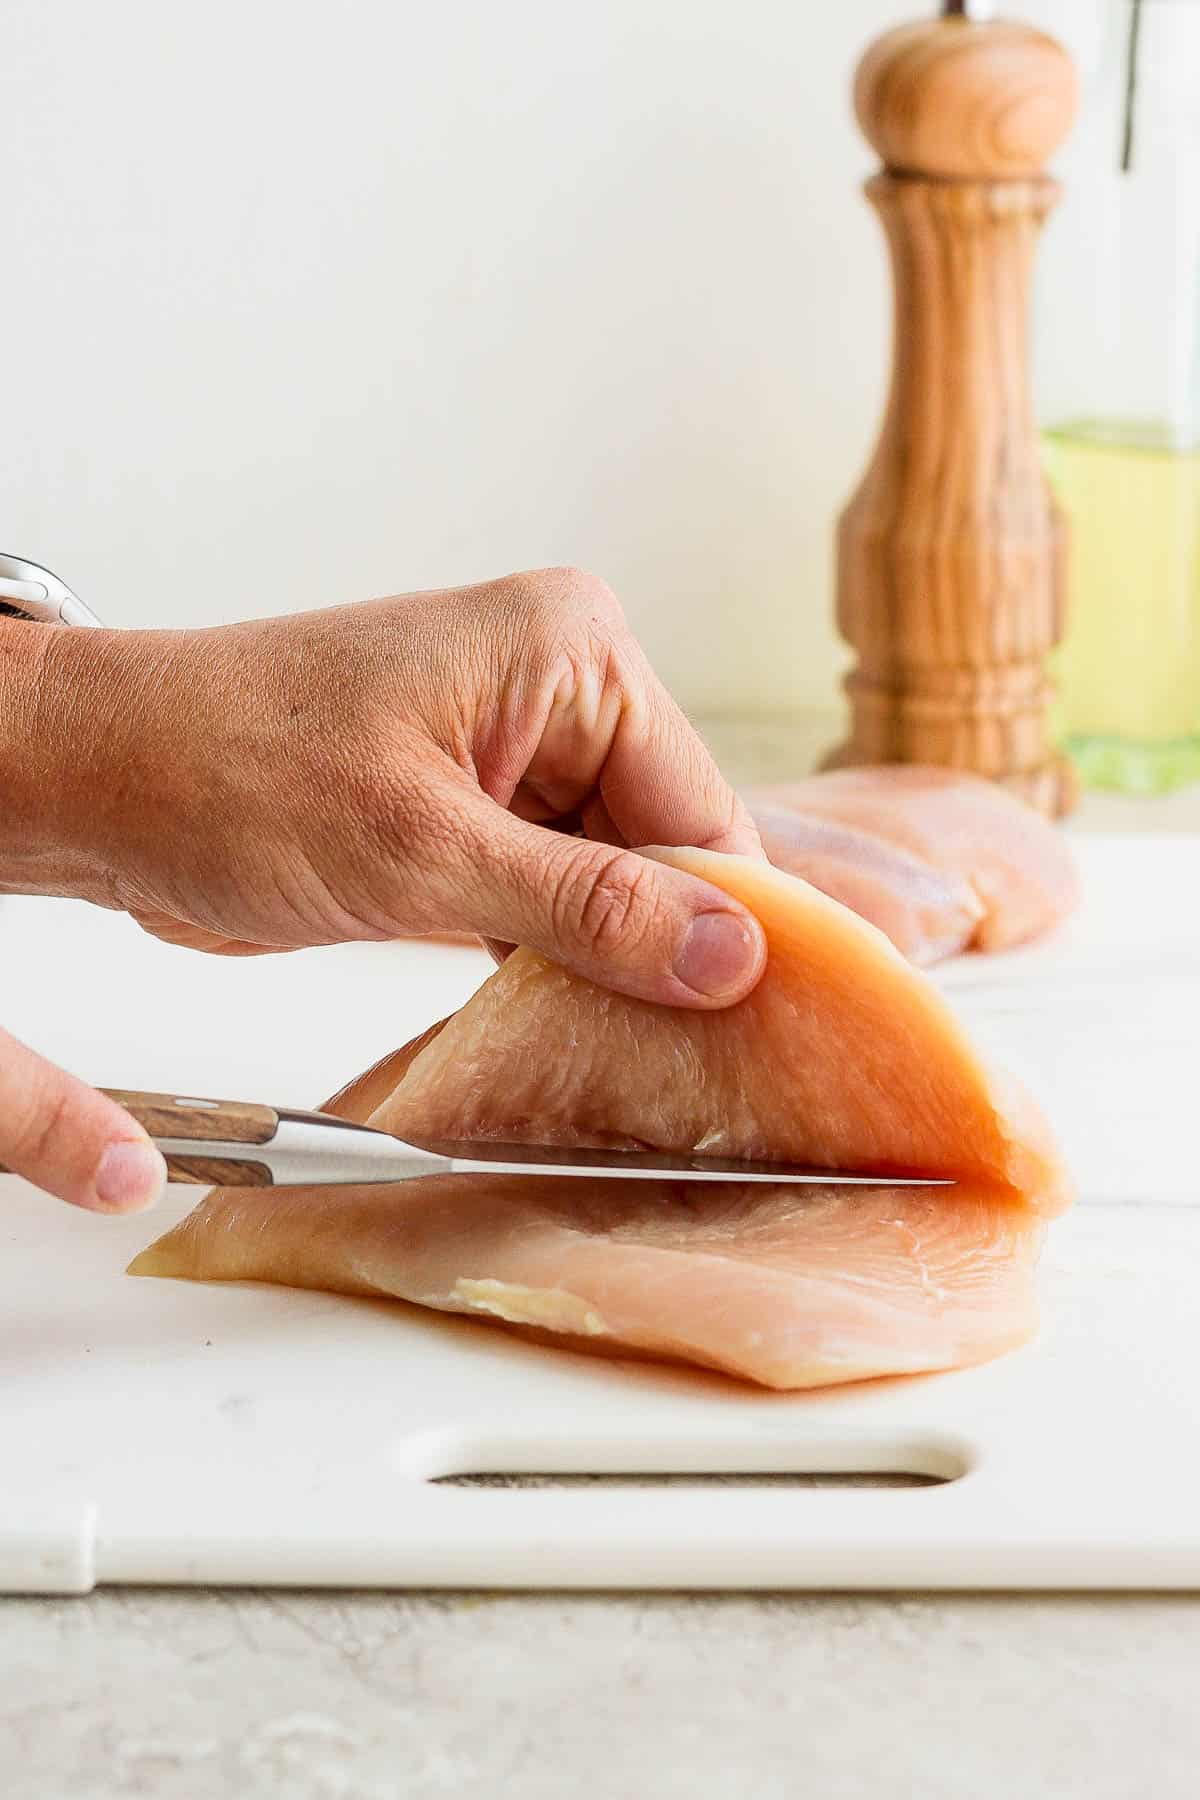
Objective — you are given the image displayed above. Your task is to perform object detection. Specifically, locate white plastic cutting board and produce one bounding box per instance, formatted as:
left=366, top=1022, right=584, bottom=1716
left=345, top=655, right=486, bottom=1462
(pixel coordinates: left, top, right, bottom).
left=2, top=834, right=1198, bottom=1593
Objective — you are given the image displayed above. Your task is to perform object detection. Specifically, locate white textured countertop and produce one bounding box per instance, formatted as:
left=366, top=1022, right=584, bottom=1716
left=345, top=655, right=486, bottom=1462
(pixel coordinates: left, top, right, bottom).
left=6, top=714, right=1200, bottom=1800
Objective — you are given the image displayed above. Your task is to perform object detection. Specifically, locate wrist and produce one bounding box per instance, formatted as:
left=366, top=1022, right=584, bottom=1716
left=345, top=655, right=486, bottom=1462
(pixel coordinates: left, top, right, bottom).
left=0, top=621, right=145, bottom=902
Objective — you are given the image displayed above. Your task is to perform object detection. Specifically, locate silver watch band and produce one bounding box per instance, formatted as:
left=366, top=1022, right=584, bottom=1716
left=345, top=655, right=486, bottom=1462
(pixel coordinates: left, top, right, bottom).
left=0, top=554, right=103, bottom=628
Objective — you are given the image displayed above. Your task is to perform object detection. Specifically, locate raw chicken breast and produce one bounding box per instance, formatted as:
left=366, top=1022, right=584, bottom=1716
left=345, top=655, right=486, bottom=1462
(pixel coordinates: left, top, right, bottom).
left=339, top=850, right=1067, bottom=1209
left=134, top=1179, right=1041, bottom=1390
left=133, top=850, right=1070, bottom=1389
left=747, top=766, right=1079, bottom=962
left=750, top=805, right=984, bottom=967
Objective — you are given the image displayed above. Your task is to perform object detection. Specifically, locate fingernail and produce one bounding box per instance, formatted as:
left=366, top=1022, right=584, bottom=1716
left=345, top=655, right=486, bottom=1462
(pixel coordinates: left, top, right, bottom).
left=95, top=1139, right=167, bottom=1214
left=674, top=910, right=763, bottom=999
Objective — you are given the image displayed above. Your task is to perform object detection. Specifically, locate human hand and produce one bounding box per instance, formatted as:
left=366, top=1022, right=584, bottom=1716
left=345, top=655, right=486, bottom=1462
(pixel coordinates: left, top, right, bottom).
left=16, top=568, right=767, bottom=1008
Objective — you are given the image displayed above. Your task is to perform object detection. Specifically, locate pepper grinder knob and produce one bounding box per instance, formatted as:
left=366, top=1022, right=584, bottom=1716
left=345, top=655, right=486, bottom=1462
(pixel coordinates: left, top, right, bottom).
left=856, top=7, right=1075, bottom=180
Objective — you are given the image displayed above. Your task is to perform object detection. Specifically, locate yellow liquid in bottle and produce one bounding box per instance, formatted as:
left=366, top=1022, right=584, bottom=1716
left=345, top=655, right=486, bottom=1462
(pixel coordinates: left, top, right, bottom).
left=1043, top=421, right=1200, bottom=792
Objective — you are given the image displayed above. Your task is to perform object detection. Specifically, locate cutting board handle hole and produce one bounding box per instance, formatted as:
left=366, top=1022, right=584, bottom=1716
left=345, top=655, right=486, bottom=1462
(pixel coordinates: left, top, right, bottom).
left=432, top=1471, right=948, bottom=1490
left=397, top=1428, right=971, bottom=1486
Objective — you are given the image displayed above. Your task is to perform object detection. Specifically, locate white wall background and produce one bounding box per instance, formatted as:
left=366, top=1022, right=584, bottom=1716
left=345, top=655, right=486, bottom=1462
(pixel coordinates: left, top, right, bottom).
left=0, top=0, right=1091, bottom=716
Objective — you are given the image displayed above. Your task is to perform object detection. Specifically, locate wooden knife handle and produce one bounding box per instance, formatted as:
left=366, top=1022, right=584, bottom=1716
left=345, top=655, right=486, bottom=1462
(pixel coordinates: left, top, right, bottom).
left=159, top=1154, right=275, bottom=1187
left=0, top=1149, right=273, bottom=1185
left=0, top=1092, right=279, bottom=1186
left=100, top=1089, right=279, bottom=1145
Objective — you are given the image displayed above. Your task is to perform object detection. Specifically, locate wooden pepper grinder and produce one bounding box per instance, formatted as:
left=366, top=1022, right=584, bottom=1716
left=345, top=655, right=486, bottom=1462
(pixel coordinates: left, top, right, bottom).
left=825, top=2, right=1079, bottom=816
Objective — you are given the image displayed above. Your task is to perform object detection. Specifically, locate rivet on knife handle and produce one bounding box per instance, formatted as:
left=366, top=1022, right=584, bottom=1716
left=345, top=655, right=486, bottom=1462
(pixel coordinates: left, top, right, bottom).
left=101, top=1090, right=279, bottom=1146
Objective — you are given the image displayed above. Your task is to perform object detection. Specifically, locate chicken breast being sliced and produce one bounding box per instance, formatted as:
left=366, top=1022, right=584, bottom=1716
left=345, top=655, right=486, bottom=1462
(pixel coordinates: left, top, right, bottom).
left=133, top=850, right=1070, bottom=1390
left=747, top=765, right=1079, bottom=962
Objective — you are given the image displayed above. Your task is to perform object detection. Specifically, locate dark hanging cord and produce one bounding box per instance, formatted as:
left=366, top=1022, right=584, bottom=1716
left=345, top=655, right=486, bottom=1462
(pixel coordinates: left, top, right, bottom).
left=1120, top=0, right=1144, bottom=173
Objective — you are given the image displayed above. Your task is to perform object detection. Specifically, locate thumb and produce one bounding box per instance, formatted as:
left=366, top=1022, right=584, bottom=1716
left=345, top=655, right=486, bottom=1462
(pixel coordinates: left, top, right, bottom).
left=434, top=793, right=767, bottom=1008
left=0, top=1026, right=167, bottom=1213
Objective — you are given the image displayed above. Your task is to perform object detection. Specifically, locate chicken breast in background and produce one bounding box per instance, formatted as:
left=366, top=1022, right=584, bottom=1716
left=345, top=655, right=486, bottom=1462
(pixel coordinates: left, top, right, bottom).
left=133, top=850, right=1071, bottom=1391
left=750, top=805, right=984, bottom=966
left=746, top=765, right=1079, bottom=960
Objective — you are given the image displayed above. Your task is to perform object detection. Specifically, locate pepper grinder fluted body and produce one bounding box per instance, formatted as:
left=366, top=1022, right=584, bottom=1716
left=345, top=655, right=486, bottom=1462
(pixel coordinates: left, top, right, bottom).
left=825, top=7, right=1079, bottom=816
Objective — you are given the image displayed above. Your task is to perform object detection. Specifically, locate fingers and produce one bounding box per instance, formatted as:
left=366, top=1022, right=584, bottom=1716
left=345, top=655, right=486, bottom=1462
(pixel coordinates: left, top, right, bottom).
left=427, top=787, right=766, bottom=1009
left=600, top=662, right=764, bottom=860
left=487, top=570, right=762, bottom=860
left=0, top=1026, right=166, bottom=1214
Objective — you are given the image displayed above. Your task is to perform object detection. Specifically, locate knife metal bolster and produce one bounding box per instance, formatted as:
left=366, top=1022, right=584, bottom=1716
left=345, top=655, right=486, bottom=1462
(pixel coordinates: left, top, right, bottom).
left=154, top=1120, right=450, bottom=1188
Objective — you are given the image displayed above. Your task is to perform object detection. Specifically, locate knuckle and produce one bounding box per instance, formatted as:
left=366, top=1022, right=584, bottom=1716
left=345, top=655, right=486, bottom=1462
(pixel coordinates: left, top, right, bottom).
left=554, top=846, right=660, bottom=957
left=516, top=567, right=625, bottom=634
left=555, top=566, right=622, bottom=617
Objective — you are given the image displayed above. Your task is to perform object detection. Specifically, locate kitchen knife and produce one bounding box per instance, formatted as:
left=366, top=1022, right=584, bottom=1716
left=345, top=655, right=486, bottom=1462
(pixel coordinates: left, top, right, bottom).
left=100, top=1089, right=953, bottom=1189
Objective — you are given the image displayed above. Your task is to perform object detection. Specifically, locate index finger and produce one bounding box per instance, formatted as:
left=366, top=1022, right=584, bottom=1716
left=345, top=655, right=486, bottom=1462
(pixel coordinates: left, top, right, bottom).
left=599, top=650, right=764, bottom=858
left=0, top=1025, right=165, bottom=1213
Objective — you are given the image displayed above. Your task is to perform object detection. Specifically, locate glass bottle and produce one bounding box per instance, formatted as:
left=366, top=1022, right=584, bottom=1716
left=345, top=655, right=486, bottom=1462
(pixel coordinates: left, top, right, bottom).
left=1037, top=0, right=1200, bottom=792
